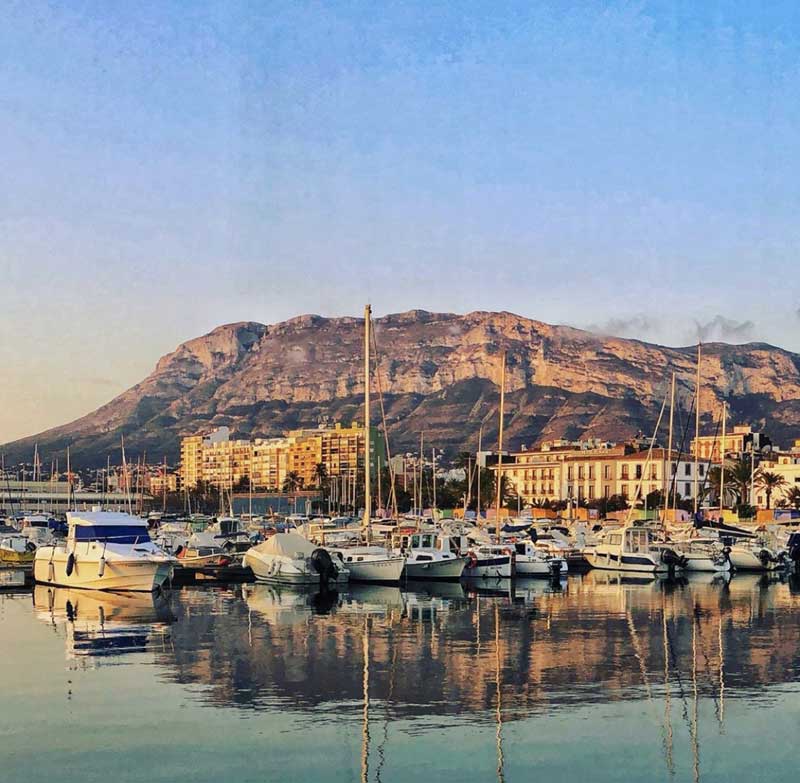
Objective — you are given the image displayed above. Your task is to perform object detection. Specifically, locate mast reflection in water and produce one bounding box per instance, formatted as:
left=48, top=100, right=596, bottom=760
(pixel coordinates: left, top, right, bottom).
left=3, top=572, right=800, bottom=782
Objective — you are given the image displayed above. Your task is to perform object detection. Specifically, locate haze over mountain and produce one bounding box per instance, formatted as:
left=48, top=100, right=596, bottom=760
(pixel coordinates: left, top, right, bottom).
left=5, top=310, right=800, bottom=468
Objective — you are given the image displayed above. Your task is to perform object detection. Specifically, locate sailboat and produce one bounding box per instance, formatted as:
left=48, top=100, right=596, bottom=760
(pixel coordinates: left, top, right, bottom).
left=328, top=304, right=405, bottom=583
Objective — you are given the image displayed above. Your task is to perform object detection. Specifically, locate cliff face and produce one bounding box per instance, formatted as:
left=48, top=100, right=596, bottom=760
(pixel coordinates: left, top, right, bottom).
left=6, top=311, right=800, bottom=466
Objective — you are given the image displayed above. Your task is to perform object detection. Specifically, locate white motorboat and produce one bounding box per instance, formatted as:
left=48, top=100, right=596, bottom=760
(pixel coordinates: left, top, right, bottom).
left=244, top=532, right=349, bottom=586
left=512, top=539, right=568, bottom=577
left=33, top=510, right=175, bottom=592
left=728, top=541, right=786, bottom=571
left=671, top=537, right=732, bottom=573
left=397, top=532, right=468, bottom=581
left=330, top=546, right=405, bottom=582
left=463, top=543, right=514, bottom=579
left=585, top=526, right=685, bottom=573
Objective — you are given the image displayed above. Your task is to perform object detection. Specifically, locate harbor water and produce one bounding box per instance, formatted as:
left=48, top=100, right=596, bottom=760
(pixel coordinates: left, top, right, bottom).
left=2, top=572, right=800, bottom=782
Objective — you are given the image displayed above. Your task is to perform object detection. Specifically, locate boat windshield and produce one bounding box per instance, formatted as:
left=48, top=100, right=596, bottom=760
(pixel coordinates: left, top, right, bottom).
left=73, top=525, right=149, bottom=544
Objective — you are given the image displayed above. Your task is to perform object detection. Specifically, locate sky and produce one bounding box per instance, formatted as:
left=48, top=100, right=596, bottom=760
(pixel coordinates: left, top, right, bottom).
left=1, top=0, right=799, bottom=443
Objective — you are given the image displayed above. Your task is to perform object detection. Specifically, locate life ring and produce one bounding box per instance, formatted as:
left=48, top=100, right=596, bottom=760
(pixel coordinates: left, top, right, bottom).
left=66, top=552, right=76, bottom=577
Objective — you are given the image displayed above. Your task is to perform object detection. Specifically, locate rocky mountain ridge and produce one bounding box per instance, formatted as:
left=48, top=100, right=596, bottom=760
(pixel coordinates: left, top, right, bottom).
left=5, top=310, right=800, bottom=467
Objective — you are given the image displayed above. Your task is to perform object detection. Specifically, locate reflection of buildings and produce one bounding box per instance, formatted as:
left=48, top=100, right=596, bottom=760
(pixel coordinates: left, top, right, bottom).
left=149, top=576, right=800, bottom=721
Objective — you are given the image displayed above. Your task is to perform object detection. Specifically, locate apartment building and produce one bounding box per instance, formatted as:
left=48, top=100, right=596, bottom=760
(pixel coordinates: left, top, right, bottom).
left=691, top=424, right=770, bottom=462
left=179, top=422, right=385, bottom=492
left=496, top=440, right=702, bottom=506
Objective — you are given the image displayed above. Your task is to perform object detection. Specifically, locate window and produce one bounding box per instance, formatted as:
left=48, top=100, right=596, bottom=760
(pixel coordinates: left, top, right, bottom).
left=568, top=466, right=574, bottom=480
left=635, top=465, right=643, bottom=480
left=589, top=486, right=595, bottom=499
left=604, top=485, right=610, bottom=497
left=699, top=464, right=705, bottom=477
left=621, top=484, right=628, bottom=498
left=621, top=465, right=629, bottom=480
left=604, top=465, right=611, bottom=480
left=685, top=483, right=691, bottom=496
left=589, top=465, right=595, bottom=480
left=685, top=464, right=691, bottom=476
left=578, top=466, right=584, bottom=480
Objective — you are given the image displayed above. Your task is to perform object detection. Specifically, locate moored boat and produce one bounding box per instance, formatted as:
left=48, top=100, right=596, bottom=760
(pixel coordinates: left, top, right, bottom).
left=244, top=532, right=349, bottom=586
left=34, top=509, right=175, bottom=592
left=585, top=526, right=685, bottom=573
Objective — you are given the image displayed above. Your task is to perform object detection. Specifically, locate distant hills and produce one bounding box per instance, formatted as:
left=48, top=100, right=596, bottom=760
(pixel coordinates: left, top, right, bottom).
left=5, top=310, right=800, bottom=467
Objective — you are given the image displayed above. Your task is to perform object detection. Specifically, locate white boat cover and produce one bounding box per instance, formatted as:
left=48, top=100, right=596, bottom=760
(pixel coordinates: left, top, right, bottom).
left=252, top=532, right=316, bottom=557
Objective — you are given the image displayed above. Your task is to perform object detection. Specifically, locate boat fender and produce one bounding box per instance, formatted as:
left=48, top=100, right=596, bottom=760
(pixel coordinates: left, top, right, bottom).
left=98, top=556, right=106, bottom=578
left=66, top=552, right=76, bottom=577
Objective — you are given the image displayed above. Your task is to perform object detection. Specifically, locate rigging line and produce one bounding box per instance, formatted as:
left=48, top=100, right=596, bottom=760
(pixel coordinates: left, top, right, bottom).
left=371, top=319, right=399, bottom=517
left=669, top=389, right=697, bottom=504
left=626, top=386, right=669, bottom=522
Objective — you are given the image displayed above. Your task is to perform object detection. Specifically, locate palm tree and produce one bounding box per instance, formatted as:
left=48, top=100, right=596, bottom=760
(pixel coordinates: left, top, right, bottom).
left=785, top=487, right=800, bottom=511
left=725, top=455, right=755, bottom=505
left=282, top=471, right=303, bottom=493
left=312, top=462, right=328, bottom=489
left=756, top=471, right=787, bottom=509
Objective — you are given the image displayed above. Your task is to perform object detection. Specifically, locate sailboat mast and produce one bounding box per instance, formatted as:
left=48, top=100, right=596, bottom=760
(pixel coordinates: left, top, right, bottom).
left=476, top=425, right=482, bottom=518
left=363, top=304, right=372, bottom=541
left=664, top=372, right=676, bottom=536
left=720, top=401, right=727, bottom=517
left=431, top=447, right=436, bottom=514
left=419, top=431, right=424, bottom=516
left=495, top=351, right=506, bottom=536
left=693, top=343, right=701, bottom=516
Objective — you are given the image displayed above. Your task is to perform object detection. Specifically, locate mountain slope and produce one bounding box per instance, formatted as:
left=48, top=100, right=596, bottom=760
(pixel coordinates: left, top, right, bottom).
left=5, top=311, right=800, bottom=467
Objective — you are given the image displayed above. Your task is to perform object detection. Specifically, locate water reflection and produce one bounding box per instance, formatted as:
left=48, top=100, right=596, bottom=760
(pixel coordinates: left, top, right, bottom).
left=9, top=574, right=800, bottom=782
left=32, top=585, right=174, bottom=663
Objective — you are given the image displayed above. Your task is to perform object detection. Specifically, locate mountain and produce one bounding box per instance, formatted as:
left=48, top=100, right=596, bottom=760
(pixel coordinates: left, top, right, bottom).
left=5, top=310, right=800, bottom=467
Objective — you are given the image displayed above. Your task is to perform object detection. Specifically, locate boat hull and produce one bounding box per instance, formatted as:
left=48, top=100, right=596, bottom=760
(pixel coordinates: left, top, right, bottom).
left=515, top=557, right=568, bottom=577
left=344, top=557, right=405, bottom=583
left=585, top=551, right=669, bottom=573
left=728, top=547, right=784, bottom=571
left=34, top=548, right=173, bottom=592
left=403, top=556, right=467, bottom=581
left=0, top=550, right=35, bottom=566
left=680, top=553, right=731, bottom=573
left=244, top=552, right=349, bottom=586
left=463, top=556, right=513, bottom=579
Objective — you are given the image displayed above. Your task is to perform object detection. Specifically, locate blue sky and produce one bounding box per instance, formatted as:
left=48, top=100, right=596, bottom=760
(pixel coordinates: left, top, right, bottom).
left=1, top=0, right=799, bottom=442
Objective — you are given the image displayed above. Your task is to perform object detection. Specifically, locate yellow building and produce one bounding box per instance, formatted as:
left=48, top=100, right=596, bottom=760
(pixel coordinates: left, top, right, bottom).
left=179, top=422, right=385, bottom=493
left=691, top=424, right=768, bottom=462
left=179, top=435, right=204, bottom=489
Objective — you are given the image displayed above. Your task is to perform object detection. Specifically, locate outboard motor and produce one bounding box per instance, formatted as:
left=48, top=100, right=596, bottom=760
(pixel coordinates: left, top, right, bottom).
left=548, top=558, right=562, bottom=579
left=758, top=548, right=774, bottom=567
left=660, top=548, right=688, bottom=571
left=310, top=548, right=338, bottom=588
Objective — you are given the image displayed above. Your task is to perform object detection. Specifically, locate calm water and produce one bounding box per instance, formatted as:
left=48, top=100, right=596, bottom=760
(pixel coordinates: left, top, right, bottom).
left=3, top=572, right=800, bottom=782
